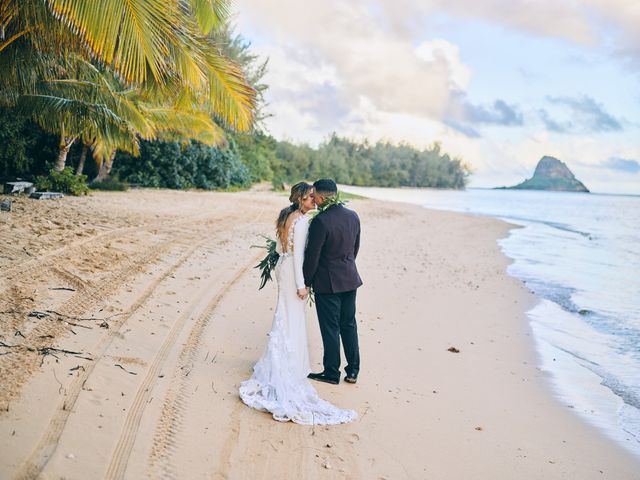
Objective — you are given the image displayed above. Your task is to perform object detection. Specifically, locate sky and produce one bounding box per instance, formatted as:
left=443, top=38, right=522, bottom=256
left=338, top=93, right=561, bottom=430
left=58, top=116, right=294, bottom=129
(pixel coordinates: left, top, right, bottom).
left=233, top=0, right=640, bottom=194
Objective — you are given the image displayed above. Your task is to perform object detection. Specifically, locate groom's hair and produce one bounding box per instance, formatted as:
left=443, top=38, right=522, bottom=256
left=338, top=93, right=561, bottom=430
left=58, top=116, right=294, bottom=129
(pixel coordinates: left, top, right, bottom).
left=313, top=179, right=337, bottom=196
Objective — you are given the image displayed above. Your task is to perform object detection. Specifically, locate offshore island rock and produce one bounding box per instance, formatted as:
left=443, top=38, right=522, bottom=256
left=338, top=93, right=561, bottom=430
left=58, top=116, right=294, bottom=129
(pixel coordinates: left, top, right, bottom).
left=505, top=156, right=589, bottom=192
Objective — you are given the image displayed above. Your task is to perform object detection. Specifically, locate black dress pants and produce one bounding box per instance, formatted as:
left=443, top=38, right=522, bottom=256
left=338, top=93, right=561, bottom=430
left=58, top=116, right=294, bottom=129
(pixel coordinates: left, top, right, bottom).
left=314, top=289, right=360, bottom=380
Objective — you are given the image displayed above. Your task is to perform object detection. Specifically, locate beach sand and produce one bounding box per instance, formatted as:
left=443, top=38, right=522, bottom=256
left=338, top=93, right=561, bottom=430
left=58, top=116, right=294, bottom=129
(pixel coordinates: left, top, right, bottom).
left=0, top=188, right=638, bottom=479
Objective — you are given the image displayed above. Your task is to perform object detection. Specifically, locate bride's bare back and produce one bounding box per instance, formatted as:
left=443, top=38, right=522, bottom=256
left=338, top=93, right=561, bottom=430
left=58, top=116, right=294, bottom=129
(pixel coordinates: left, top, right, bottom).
left=280, top=211, right=303, bottom=254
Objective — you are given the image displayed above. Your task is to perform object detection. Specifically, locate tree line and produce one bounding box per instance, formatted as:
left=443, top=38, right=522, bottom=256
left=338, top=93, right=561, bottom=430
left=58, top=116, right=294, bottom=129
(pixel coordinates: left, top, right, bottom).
left=109, top=133, right=470, bottom=190
left=269, top=135, right=469, bottom=189
left=0, top=109, right=470, bottom=191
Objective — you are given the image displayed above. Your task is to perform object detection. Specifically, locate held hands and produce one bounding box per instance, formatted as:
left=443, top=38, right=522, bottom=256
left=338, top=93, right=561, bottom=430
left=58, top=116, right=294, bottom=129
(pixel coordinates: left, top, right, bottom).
left=297, top=287, right=309, bottom=300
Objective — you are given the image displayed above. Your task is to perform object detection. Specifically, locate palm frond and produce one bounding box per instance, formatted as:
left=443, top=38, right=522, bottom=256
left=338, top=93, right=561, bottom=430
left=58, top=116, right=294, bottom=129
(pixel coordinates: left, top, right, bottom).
left=18, top=93, right=122, bottom=131
left=145, top=107, right=225, bottom=146
left=206, top=51, right=256, bottom=131
left=17, top=92, right=139, bottom=158
left=0, top=28, right=29, bottom=53
left=45, top=0, right=179, bottom=83
left=189, top=0, right=229, bottom=35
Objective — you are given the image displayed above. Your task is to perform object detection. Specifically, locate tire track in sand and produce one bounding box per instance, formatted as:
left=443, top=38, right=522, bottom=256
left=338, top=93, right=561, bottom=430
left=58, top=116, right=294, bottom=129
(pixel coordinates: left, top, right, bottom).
left=14, top=238, right=208, bottom=480
left=0, top=241, right=175, bottom=418
left=1, top=206, right=249, bottom=410
left=145, top=252, right=264, bottom=480
left=104, top=208, right=268, bottom=480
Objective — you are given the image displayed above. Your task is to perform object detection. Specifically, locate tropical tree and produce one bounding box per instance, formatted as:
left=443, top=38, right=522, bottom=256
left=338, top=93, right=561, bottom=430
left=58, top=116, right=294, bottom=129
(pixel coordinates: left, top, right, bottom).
left=0, top=0, right=256, bottom=172
left=15, top=58, right=153, bottom=171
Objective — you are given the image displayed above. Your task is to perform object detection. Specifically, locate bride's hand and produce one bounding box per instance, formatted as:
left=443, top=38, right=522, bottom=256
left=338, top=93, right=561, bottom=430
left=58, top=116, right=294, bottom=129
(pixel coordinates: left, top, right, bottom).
left=297, top=288, right=308, bottom=300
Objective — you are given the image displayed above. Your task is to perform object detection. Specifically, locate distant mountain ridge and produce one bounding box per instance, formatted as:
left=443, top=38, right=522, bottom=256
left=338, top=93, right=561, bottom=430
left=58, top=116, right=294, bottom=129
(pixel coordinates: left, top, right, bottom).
left=504, top=156, right=589, bottom=192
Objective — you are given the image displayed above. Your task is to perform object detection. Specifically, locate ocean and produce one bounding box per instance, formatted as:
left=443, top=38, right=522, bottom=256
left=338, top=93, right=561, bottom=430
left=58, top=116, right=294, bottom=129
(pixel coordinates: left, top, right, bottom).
left=341, top=185, right=640, bottom=458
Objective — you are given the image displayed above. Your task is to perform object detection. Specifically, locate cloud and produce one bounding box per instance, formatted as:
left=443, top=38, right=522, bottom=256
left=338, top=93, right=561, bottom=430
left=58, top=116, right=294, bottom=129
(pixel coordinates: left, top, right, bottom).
left=378, top=0, right=640, bottom=67
left=539, top=95, right=623, bottom=133
left=414, top=40, right=471, bottom=90
left=236, top=1, right=626, bottom=142
left=444, top=93, right=523, bottom=137
left=247, top=44, right=350, bottom=143
left=538, top=109, right=573, bottom=133
left=234, top=0, right=484, bottom=147
left=550, top=96, right=622, bottom=131
left=442, top=119, right=480, bottom=138
left=235, top=1, right=468, bottom=122
left=466, top=99, right=523, bottom=126
left=601, top=157, right=640, bottom=173
left=377, top=0, right=598, bottom=45
left=586, top=0, right=640, bottom=68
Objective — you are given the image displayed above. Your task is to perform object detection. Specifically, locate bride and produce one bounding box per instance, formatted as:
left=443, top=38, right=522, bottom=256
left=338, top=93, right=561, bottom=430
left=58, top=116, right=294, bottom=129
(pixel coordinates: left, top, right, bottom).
left=239, top=182, right=357, bottom=425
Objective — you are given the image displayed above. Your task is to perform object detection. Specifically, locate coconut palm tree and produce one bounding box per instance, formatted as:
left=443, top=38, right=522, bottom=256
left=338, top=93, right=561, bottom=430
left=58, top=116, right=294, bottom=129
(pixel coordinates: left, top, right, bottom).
left=12, top=56, right=152, bottom=171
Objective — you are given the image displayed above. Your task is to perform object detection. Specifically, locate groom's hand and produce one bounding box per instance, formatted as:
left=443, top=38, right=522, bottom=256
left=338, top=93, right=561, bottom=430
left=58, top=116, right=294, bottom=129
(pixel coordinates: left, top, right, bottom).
left=297, top=288, right=308, bottom=300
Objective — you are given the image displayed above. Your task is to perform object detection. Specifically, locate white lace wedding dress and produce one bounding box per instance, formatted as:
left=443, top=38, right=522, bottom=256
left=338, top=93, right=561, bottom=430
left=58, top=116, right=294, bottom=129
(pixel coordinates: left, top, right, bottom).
left=239, top=214, right=357, bottom=425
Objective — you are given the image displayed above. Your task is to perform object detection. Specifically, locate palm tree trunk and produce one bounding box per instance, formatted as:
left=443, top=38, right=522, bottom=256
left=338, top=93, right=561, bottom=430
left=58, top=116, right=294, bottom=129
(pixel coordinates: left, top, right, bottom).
left=93, top=150, right=116, bottom=183
left=55, top=135, right=76, bottom=171
left=76, top=143, right=89, bottom=176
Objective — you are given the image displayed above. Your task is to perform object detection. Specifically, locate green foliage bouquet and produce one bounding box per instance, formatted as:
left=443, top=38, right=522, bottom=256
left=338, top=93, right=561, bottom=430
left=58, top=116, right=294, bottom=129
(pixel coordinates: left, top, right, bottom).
left=252, top=235, right=279, bottom=290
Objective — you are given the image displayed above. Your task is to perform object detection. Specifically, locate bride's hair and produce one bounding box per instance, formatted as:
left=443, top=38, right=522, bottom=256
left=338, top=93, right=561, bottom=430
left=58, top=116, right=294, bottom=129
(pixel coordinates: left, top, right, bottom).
left=276, top=182, right=313, bottom=246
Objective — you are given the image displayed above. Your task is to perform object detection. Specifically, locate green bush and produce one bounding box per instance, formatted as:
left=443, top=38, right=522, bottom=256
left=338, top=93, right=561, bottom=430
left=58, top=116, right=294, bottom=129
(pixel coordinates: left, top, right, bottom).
left=271, top=176, right=287, bottom=191
left=35, top=168, right=89, bottom=196
left=232, top=132, right=277, bottom=182
left=113, top=138, right=251, bottom=190
left=89, top=177, right=129, bottom=191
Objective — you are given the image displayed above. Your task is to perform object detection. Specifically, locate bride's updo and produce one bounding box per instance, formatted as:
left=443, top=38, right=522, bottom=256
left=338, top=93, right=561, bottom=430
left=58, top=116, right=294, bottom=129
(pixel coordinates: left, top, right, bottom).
left=276, top=182, right=313, bottom=246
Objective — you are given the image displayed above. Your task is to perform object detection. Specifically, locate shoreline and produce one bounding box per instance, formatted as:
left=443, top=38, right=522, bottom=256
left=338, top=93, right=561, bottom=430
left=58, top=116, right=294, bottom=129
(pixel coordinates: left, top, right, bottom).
left=1, top=188, right=638, bottom=478
left=342, top=184, right=640, bottom=462
left=528, top=299, right=640, bottom=458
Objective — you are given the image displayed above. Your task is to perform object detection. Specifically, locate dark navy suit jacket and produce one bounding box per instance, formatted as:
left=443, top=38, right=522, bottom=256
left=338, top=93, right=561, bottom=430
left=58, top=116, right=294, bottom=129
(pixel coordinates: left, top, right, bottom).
left=303, top=204, right=362, bottom=294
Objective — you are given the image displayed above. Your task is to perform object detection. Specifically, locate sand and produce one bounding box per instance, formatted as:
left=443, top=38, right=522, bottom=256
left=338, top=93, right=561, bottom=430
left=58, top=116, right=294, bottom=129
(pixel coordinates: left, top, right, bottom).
left=0, top=188, right=638, bottom=479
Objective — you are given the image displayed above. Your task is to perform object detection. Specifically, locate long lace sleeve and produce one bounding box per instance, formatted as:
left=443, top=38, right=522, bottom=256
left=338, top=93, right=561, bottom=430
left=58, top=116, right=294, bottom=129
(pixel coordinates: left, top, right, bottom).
left=293, top=216, right=310, bottom=290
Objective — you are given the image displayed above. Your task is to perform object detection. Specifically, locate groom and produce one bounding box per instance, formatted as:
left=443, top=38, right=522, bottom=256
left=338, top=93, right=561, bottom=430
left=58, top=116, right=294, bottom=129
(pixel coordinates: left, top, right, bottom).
left=303, top=179, right=362, bottom=385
